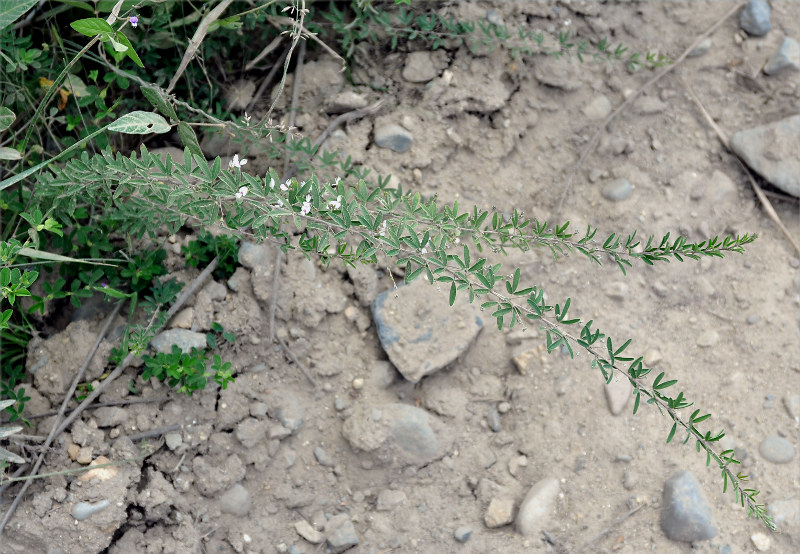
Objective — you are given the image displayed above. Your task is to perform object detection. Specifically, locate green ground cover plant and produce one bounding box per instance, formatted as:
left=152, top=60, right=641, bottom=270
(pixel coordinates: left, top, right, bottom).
left=0, top=0, right=775, bottom=533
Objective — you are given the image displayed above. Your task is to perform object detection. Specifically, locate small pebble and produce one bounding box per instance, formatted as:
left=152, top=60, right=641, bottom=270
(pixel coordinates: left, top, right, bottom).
left=601, top=178, right=633, bottom=202
left=751, top=531, right=771, bottom=551
left=334, top=397, right=348, bottom=411
left=484, top=497, right=514, bottom=528
left=764, top=37, right=800, bottom=75
left=72, top=499, right=110, bottom=521
left=688, top=38, right=712, bottom=58
left=497, top=401, right=511, bottom=414
left=759, top=436, right=795, bottom=463
left=487, top=409, right=501, bottom=432
left=314, top=446, right=334, bottom=467
left=486, top=9, right=503, bottom=26
left=740, top=0, right=770, bottom=37
left=352, top=378, right=364, bottom=390
left=374, top=124, right=413, bottom=153
left=294, top=520, right=324, bottom=544
left=454, top=525, right=473, bottom=543
left=746, top=315, right=760, bottom=325
left=696, top=329, right=719, bottom=347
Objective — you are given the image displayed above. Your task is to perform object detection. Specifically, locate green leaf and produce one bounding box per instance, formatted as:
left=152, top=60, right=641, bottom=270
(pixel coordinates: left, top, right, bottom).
left=70, top=17, right=114, bottom=37
left=108, top=111, right=171, bottom=134
left=114, top=31, right=143, bottom=67
left=177, top=122, right=202, bottom=157
left=0, top=0, right=38, bottom=32
left=666, top=422, right=677, bottom=443
left=141, top=86, right=178, bottom=119
left=0, top=107, right=15, bottom=132
left=0, top=147, right=21, bottom=161
left=449, top=281, right=456, bottom=306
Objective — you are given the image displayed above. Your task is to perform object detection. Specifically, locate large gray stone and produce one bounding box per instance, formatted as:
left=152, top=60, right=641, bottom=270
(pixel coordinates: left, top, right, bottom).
left=342, top=402, right=450, bottom=468
left=371, top=277, right=483, bottom=383
left=740, top=0, right=770, bottom=37
left=764, top=37, right=800, bottom=75
left=660, top=470, right=718, bottom=542
left=730, top=115, right=800, bottom=198
left=515, top=478, right=560, bottom=537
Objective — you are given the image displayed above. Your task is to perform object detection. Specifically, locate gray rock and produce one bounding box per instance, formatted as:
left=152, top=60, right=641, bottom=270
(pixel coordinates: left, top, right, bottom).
left=325, top=514, right=359, bottom=553
left=165, top=432, right=183, bottom=451
left=602, top=178, right=634, bottom=202
left=273, top=392, right=305, bottom=432
left=374, top=124, right=413, bottom=153
left=746, top=314, right=760, bottom=325
left=454, top=525, right=473, bottom=542
left=342, top=403, right=450, bottom=468
left=764, top=37, right=800, bottom=75
left=688, top=38, right=712, bottom=58
left=236, top=417, right=267, bottom=449
left=740, top=0, right=770, bottom=37
left=402, top=52, right=438, bottom=83
left=326, top=91, right=368, bottom=114
left=237, top=241, right=276, bottom=303
left=371, top=277, right=483, bottom=383
left=376, top=489, right=407, bottom=511
left=484, top=497, right=514, bottom=528
left=150, top=329, right=207, bottom=354
left=660, top=470, right=718, bottom=542
left=759, top=436, right=795, bottom=463
left=730, top=114, right=800, bottom=198
left=605, top=376, right=632, bottom=415
left=583, top=95, right=612, bottom=120
left=534, top=56, right=582, bottom=91
left=93, top=407, right=128, bottom=428
left=72, top=499, right=110, bottom=521
left=219, top=484, right=251, bottom=516
left=784, top=394, right=800, bottom=421
left=487, top=408, right=500, bottom=432
left=295, top=520, right=324, bottom=544
left=697, top=329, right=719, bottom=347
left=314, top=446, right=334, bottom=467
left=486, top=9, right=503, bottom=27
left=515, top=478, right=560, bottom=537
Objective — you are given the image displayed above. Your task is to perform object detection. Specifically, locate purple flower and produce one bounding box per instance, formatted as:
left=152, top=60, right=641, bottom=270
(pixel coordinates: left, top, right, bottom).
left=129, top=16, right=139, bottom=28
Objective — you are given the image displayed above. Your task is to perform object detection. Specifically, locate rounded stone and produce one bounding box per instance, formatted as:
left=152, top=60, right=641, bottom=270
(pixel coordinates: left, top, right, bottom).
left=740, top=0, right=770, bottom=37
left=454, top=526, right=473, bottom=543
left=759, top=436, right=795, bottom=464
left=374, top=124, right=413, bottom=153
left=601, top=178, right=633, bottom=202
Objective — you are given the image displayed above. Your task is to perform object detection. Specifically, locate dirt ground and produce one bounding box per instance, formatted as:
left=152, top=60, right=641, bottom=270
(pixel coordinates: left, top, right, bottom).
left=3, top=1, right=800, bottom=553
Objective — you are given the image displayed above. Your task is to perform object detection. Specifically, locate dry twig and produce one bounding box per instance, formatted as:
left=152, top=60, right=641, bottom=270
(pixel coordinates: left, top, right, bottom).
left=682, top=82, right=800, bottom=256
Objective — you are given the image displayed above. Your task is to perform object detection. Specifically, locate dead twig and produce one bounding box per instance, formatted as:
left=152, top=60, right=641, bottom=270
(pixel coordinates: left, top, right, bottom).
left=0, top=258, right=217, bottom=534
left=127, top=423, right=182, bottom=442
left=245, top=34, right=284, bottom=71
left=310, top=98, right=387, bottom=153
left=555, top=1, right=746, bottom=220
left=167, top=0, right=235, bottom=94
left=571, top=502, right=647, bottom=554
left=682, top=82, right=800, bottom=256
left=277, top=335, right=317, bottom=387
left=25, top=396, right=169, bottom=420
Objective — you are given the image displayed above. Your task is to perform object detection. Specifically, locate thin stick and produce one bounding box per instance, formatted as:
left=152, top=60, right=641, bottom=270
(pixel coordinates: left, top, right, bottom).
left=127, top=423, right=182, bottom=442
left=166, top=0, right=235, bottom=94
left=283, top=39, right=306, bottom=177
left=572, top=503, right=646, bottom=553
left=265, top=14, right=343, bottom=69
left=277, top=335, right=316, bottom=387
left=310, top=99, right=387, bottom=152
left=682, top=82, right=800, bottom=256
left=245, top=46, right=291, bottom=115
left=554, top=1, right=746, bottom=220
left=26, top=397, right=169, bottom=420
left=0, top=259, right=217, bottom=534
left=245, top=35, right=283, bottom=71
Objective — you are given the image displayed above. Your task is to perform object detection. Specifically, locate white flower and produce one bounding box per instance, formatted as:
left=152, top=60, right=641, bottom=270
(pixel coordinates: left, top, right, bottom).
left=229, top=154, right=247, bottom=169
left=235, top=186, right=249, bottom=199
left=277, top=199, right=283, bottom=207
left=268, top=177, right=276, bottom=189
left=327, top=195, right=342, bottom=210
left=333, top=177, right=341, bottom=188
left=379, top=220, right=387, bottom=236
left=300, top=194, right=312, bottom=216
left=280, top=180, right=290, bottom=191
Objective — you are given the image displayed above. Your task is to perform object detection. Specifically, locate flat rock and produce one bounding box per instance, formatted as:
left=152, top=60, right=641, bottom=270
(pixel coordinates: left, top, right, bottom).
left=371, top=277, right=483, bottom=382
left=374, top=124, right=413, bottom=153
left=583, top=95, right=612, bottom=120
left=729, top=115, right=800, bottom=198
left=534, top=56, right=582, bottom=91
left=342, top=402, right=450, bottom=468
left=604, top=375, right=632, bottom=415
left=219, top=484, right=251, bottom=516
left=326, top=90, right=368, bottom=114
left=602, top=178, right=634, bottom=202
left=376, top=489, right=407, bottom=511
left=150, top=329, right=207, bottom=354
left=660, top=470, right=718, bottom=542
left=403, top=51, right=438, bottom=82
left=759, top=436, right=795, bottom=463
left=325, top=513, right=359, bottom=553
left=484, top=497, right=515, bottom=528
left=295, top=520, right=324, bottom=544
left=515, top=478, right=560, bottom=536
left=764, top=37, right=800, bottom=75
left=740, top=0, right=770, bottom=36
